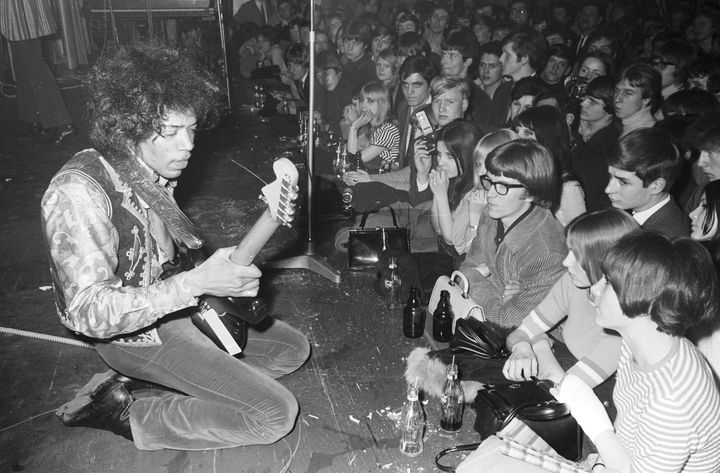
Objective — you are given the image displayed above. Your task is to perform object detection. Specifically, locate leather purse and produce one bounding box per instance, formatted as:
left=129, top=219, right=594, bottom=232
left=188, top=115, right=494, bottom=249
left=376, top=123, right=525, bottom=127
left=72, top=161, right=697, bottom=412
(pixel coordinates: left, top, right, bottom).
left=428, top=271, right=484, bottom=332
left=450, top=317, right=509, bottom=359
left=474, top=379, right=583, bottom=461
left=348, top=205, right=410, bottom=271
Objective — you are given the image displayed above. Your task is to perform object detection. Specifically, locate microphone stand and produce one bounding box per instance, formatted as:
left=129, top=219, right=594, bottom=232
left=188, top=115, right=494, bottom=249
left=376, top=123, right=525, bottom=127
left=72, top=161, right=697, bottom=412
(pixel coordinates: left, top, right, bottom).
left=215, top=0, right=232, bottom=111
left=262, top=0, right=341, bottom=284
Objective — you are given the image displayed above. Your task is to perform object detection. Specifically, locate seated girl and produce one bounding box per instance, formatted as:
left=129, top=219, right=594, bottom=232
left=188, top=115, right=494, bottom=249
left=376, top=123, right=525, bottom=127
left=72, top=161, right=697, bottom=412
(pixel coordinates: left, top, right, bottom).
left=512, top=105, right=587, bottom=226
left=688, top=179, right=720, bottom=377
left=556, top=232, right=720, bottom=472
left=428, top=121, right=484, bottom=261
left=346, top=81, right=400, bottom=173
left=430, top=129, right=517, bottom=256
left=503, top=210, right=638, bottom=399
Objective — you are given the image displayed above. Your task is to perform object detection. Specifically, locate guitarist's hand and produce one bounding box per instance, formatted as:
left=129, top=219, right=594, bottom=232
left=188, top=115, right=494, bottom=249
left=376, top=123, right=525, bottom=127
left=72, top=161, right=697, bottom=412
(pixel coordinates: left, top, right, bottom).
left=186, top=247, right=261, bottom=298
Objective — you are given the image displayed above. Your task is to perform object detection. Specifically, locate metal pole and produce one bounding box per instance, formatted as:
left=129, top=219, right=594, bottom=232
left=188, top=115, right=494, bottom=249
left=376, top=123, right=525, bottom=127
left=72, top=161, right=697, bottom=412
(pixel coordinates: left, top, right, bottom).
left=215, top=0, right=232, bottom=111
left=306, top=0, right=315, bottom=242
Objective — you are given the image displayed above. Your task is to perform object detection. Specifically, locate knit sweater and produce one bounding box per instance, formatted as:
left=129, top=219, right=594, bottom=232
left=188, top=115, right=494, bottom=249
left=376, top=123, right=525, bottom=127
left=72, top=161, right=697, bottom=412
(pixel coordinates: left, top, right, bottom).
left=518, top=273, right=622, bottom=387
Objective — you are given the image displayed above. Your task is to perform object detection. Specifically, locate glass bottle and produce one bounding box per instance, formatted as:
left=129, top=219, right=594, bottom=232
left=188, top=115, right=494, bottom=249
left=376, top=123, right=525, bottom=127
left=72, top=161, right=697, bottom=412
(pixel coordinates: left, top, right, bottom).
left=440, top=363, right=464, bottom=434
left=385, top=255, right=402, bottom=309
left=403, top=286, right=425, bottom=338
left=399, top=383, right=424, bottom=457
left=433, top=290, right=454, bottom=342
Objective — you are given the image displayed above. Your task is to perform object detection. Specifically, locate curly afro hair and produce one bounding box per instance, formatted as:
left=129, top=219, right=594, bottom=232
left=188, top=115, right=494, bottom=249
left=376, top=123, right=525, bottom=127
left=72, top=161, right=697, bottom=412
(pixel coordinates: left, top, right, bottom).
left=87, top=40, right=221, bottom=152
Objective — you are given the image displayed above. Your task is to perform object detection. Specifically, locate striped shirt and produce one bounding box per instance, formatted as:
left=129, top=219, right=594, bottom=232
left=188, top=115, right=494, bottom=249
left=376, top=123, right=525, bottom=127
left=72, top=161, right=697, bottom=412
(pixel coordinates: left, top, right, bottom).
left=614, top=338, right=720, bottom=473
left=369, top=121, right=400, bottom=171
left=518, top=273, right=622, bottom=387
left=0, top=0, right=57, bottom=41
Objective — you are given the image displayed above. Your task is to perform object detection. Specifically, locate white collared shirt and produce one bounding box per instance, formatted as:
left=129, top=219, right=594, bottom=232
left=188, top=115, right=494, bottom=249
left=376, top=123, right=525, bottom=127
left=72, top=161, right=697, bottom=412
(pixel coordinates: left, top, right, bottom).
left=632, top=195, right=670, bottom=225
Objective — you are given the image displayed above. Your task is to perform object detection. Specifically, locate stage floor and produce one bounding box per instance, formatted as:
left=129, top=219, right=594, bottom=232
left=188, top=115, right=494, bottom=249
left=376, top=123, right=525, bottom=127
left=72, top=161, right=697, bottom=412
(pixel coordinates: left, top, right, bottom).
left=0, top=91, right=482, bottom=473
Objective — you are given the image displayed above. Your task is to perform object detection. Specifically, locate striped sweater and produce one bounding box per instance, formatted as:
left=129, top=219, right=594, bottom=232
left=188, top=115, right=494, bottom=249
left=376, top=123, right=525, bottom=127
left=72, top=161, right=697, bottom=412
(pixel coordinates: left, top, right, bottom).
left=614, top=338, right=720, bottom=472
left=518, top=273, right=622, bottom=387
left=459, top=205, right=567, bottom=328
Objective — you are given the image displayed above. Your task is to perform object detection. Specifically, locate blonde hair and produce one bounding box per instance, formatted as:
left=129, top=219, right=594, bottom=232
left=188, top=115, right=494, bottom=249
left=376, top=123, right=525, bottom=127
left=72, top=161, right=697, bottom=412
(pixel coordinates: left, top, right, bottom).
left=357, top=81, right=394, bottom=150
left=472, top=128, right=519, bottom=187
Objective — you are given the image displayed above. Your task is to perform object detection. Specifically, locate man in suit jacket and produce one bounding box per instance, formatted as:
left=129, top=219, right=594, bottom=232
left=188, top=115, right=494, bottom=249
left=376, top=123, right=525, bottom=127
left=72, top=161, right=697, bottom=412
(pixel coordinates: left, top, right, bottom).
left=233, top=0, right=278, bottom=27
left=605, top=128, right=690, bottom=239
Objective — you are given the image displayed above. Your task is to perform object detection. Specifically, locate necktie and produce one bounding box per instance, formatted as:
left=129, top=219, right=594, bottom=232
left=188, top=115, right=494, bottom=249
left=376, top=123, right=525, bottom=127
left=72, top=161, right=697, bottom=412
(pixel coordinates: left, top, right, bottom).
left=259, top=2, right=267, bottom=25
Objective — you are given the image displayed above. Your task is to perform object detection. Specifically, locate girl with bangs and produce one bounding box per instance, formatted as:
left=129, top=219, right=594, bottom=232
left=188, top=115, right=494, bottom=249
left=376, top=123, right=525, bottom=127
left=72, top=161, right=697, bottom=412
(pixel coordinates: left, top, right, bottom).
left=512, top=105, right=587, bottom=226
left=346, top=81, right=400, bottom=173
left=431, top=128, right=517, bottom=256
left=554, top=232, right=720, bottom=472
left=503, top=209, right=638, bottom=404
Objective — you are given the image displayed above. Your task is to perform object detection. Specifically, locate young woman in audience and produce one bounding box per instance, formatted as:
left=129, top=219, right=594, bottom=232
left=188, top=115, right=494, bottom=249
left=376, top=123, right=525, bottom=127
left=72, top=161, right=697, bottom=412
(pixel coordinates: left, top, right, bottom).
left=566, top=53, right=612, bottom=97
left=571, top=76, right=619, bottom=212
left=688, top=179, right=720, bottom=376
left=429, top=126, right=516, bottom=257
left=503, top=209, right=638, bottom=399
left=512, top=105, right=586, bottom=226
left=346, top=81, right=400, bottom=173
left=556, top=232, right=720, bottom=472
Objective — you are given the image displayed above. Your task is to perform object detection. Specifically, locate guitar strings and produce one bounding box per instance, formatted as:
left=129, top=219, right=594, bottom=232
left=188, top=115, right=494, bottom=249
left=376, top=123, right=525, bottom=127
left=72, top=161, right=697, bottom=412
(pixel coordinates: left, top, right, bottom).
left=230, top=159, right=268, bottom=186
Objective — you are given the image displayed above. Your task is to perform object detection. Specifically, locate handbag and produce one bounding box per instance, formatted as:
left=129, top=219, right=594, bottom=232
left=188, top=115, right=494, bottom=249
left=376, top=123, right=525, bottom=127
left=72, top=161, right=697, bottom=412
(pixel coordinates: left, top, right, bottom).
left=348, top=205, right=410, bottom=271
left=449, top=317, right=509, bottom=359
left=428, top=271, right=484, bottom=332
left=474, top=379, right=583, bottom=461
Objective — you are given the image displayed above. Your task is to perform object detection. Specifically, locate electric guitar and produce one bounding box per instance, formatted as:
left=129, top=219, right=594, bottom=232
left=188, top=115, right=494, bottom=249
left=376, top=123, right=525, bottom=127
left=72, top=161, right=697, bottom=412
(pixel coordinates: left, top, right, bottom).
left=190, top=157, right=298, bottom=355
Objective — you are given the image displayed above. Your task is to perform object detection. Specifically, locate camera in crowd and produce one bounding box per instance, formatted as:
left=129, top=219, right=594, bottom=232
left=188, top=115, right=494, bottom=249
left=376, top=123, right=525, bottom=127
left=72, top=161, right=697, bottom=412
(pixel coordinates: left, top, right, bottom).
left=566, top=75, right=589, bottom=100
left=413, top=110, right=439, bottom=155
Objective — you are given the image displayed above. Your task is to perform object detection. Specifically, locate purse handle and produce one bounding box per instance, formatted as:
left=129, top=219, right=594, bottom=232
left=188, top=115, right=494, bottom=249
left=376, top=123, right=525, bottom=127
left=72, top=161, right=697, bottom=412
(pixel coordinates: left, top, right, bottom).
left=448, top=271, right=471, bottom=299
left=358, top=202, right=400, bottom=229
left=435, top=441, right=483, bottom=472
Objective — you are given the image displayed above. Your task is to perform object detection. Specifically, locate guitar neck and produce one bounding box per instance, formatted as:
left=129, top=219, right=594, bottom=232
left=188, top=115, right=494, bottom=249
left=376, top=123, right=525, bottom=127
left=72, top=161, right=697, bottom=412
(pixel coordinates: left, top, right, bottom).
left=229, top=208, right=281, bottom=265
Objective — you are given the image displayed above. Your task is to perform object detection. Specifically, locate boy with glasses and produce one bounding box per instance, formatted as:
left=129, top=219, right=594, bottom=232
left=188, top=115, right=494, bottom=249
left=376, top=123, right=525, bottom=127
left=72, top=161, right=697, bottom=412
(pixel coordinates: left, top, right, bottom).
left=651, top=38, right=696, bottom=99
left=460, top=139, right=566, bottom=327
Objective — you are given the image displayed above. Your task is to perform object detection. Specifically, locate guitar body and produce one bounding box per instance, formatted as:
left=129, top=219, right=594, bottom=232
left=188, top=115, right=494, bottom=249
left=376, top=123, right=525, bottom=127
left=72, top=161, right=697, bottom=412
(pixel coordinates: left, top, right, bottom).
left=161, top=158, right=298, bottom=356
left=181, top=248, right=270, bottom=354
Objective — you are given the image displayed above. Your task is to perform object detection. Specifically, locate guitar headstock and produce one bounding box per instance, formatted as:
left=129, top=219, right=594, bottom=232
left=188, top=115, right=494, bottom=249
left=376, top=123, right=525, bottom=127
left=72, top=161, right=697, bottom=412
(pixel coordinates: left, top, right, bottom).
left=260, top=157, right=299, bottom=227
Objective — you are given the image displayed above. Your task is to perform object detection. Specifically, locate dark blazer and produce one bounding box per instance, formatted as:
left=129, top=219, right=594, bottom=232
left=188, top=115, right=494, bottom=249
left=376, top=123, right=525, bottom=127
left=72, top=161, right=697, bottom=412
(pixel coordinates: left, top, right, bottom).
left=487, top=78, right=514, bottom=128
left=233, top=1, right=278, bottom=27
left=642, top=198, right=691, bottom=239
left=467, top=82, right=495, bottom=135
left=571, top=123, right=619, bottom=212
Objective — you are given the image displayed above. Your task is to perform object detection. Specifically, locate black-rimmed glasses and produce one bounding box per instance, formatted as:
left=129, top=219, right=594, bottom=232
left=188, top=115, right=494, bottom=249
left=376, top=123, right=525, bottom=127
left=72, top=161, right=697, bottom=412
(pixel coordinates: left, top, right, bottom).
left=479, top=175, right=525, bottom=195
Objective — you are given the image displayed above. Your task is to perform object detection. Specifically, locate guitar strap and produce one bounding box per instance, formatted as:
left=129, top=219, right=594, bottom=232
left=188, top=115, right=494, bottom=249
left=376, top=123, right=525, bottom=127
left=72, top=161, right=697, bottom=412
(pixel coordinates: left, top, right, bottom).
left=103, top=148, right=204, bottom=250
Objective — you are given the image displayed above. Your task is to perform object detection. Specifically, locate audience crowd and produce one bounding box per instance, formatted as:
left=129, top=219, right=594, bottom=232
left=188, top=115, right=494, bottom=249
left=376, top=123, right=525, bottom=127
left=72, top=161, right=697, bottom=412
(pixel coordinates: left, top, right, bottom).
left=223, top=0, right=720, bottom=471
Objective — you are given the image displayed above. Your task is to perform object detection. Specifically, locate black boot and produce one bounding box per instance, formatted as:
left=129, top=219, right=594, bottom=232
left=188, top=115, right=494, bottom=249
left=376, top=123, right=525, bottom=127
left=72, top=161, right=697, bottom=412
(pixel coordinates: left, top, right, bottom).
left=57, top=371, right=134, bottom=440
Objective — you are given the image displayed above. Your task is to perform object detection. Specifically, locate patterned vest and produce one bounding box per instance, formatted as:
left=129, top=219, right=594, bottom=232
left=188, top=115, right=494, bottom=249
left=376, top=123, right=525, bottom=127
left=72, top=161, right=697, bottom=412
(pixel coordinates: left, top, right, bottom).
left=47, top=149, right=163, bottom=345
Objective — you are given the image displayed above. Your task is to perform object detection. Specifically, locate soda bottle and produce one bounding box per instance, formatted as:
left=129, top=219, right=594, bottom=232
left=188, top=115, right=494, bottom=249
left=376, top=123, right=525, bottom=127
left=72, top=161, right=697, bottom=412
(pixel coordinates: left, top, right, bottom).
left=433, top=290, right=454, bottom=342
left=440, top=362, right=464, bottom=433
left=403, top=286, right=425, bottom=338
left=385, top=256, right=402, bottom=309
left=399, top=383, right=424, bottom=457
